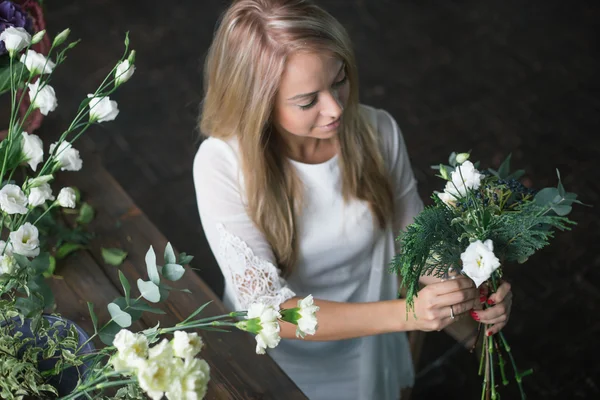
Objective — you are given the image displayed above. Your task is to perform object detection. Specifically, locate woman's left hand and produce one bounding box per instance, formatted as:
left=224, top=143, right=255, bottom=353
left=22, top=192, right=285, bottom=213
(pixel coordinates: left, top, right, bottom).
left=472, top=281, right=513, bottom=336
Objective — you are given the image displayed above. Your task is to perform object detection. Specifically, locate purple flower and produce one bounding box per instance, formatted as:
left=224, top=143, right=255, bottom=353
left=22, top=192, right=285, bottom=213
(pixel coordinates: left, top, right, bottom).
left=0, top=1, right=33, bottom=55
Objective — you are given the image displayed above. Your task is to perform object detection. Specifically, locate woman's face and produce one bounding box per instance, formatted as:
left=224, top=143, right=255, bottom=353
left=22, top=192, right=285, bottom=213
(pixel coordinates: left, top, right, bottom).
left=272, top=52, right=350, bottom=143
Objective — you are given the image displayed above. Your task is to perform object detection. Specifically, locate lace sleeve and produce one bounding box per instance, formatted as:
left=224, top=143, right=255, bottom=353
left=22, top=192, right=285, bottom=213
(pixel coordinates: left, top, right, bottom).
left=217, top=224, right=296, bottom=310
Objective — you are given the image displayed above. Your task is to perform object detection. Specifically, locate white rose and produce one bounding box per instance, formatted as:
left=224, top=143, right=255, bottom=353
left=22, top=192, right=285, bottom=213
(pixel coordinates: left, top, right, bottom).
left=87, top=94, right=119, bottom=123
left=460, top=239, right=501, bottom=287
left=115, top=59, right=135, bottom=86
left=0, top=184, right=28, bottom=214
left=295, top=295, right=319, bottom=338
left=28, top=183, right=54, bottom=207
left=0, top=27, right=31, bottom=55
left=172, top=331, right=204, bottom=360
left=0, top=254, right=17, bottom=277
left=9, top=222, right=40, bottom=258
left=166, top=358, right=210, bottom=400
left=49, top=141, right=82, bottom=171
left=21, top=132, right=44, bottom=171
left=20, top=50, right=55, bottom=75
left=57, top=187, right=76, bottom=208
left=246, top=302, right=281, bottom=355
left=0, top=240, right=14, bottom=256
left=138, top=357, right=179, bottom=400
left=28, top=80, right=58, bottom=116
left=444, top=161, right=484, bottom=198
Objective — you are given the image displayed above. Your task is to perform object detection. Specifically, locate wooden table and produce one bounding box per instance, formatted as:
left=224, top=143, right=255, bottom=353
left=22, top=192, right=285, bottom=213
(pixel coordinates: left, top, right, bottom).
left=50, top=150, right=306, bottom=399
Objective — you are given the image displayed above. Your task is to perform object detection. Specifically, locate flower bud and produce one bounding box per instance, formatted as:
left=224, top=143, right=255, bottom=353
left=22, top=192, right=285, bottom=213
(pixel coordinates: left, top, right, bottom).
left=52, top=28, right=70, bottom=47
left=456, top=153, right=471, bottom=164
left=439, top=164, right=450, bottom=180
left=31, top=30, right=46, bottom=45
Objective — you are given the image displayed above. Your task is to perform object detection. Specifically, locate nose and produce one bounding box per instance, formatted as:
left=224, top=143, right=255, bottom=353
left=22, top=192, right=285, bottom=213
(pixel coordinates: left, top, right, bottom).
left=320, top=89, right=343, bottom=120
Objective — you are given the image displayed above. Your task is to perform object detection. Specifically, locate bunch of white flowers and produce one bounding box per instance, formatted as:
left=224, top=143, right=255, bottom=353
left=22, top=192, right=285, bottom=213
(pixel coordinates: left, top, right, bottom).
left=111, top=329, right=210, bottom=400
left=437, top=153, right=485, bottom=207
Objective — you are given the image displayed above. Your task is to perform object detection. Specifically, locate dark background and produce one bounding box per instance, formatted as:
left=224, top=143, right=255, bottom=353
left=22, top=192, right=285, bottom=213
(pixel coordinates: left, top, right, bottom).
left=41, top=1, right=598, bottom=399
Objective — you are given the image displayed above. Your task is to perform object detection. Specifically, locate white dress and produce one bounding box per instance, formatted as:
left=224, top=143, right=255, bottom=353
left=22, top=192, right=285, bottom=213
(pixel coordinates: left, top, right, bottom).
left=193, top=105, right=424, bottom=400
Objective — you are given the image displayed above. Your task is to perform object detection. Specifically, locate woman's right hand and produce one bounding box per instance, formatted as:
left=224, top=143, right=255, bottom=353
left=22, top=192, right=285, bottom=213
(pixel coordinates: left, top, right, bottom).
left=410, top=276, right=479, bottom=332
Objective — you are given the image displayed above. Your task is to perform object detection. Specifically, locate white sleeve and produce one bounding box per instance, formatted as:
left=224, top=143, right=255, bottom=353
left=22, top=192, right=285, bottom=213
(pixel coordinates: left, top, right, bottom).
left=376, top=109, right=424, bottom=251
left=192, top=138, right=296, bottom=311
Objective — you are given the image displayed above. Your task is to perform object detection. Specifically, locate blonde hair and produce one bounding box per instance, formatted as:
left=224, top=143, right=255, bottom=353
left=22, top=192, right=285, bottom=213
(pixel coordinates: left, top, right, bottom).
left=201, top=0, right=393, bottom=276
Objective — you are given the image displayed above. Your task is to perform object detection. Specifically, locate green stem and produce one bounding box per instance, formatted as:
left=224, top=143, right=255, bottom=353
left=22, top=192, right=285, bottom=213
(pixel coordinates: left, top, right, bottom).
left=489, top=331, right=497, bottom=399
left=495, top=337, right=509, bottom=386
left=499, top=332, right=528, bottom=400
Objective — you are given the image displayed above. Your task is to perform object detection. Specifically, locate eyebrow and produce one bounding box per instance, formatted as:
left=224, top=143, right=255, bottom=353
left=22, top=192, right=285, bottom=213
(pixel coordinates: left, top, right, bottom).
left=286, top=63, right=346, bottom=101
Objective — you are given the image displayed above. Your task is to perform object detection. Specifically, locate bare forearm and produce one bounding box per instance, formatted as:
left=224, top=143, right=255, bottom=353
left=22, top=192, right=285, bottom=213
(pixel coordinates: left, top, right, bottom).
left=279, top=297, right=411, bottom=341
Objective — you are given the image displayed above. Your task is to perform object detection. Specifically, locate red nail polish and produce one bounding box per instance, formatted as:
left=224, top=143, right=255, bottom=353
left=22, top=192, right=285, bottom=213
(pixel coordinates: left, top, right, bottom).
left=487, top=299, right=495, bottom=305
left=470, top=310, right=480, bottom=321
left=480, top=295, right=487, bottom=303
left=486, top=331, right=492, bottom=336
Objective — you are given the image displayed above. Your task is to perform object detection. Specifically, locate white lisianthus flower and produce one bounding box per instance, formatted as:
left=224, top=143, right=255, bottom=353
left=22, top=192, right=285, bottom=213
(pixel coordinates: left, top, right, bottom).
left=87, top=94, right=119, bottom=123
left=28, top=183, right=55, bottom=207
left=49, top=141, right=82, bottom=171
left=444, top=161, right=484, bottom=198
left=9, top=222, right=40, bottom=258
left=138, top=357, right=179, bottom=400
left=27, top=175, right=54, bottom=188
left=21, top=132, right=44, bottom=171
left=166, top=357, right=210, bottom=400
left=460, top=239, right=501, bottom=287
left=20, top=50, right=56, bottom=75
left=28, top=80, right=58, bottom=116
left=172, top=331, right=204, bottom=360
left=0, top=27, right=31, bottom=55
left=111, top=329, right=149, bottom=372
left=236, top=302, right=281, bottom=355
left=57, top=187, right=76, bottom=208
left=0, top=254, right=18, bottom=277
left=0, top=240, right=14, bottom=256
left=0, top=184, right=29, bottom=214
left=437, top=191, right=457, bottom=207
left=115, top=59, right=135, bottom=86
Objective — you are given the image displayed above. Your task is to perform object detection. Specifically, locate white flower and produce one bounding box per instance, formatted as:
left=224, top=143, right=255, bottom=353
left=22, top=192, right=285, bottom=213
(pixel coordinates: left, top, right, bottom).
left=166, top=358, right=210, bottom=400
left=437, top=191, right=457, bottom=207
left=28, top=80, right=58, bottom=116
left=460, top=239, right=501, bottom=287
left=111, top=329, right=149, bottom=372
left=9, top=222, right=40, bottom=258
left=57, top=187, right=76, bottom=208
left=21, top=132, right=44, bottom=171
left=20, top=50, right=55, bottom=75
left=115, top=59, right=135, bottom=85
left=0, top=254, right=17, bottom=277
left=138, top=357, right=179, bottom=400
left=456, top=152, right=471, bottom=164
left=0, top=240, right=14, bottom=256
left=295, top=295, right=320, bottom=338
left=49, top=141, right=82, bottom=171
left=0, top=184, right=28, bottom=214
left=244, top=302, right=281, bottom=355
left=88, top=94, right=119, bottom=123
left=148, top=338, right=174, bottom=363
left=172, top=331, right=204, bottom=360
left=0, top=27, right=31, bottom=55
left=444, top=161, right=484, bottom=198
left=28, top=183, right=54, bottom=207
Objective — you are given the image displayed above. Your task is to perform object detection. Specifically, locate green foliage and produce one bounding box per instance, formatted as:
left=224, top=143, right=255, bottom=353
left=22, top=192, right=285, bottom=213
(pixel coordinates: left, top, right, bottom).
left=101, top=248, right=128, bottom=266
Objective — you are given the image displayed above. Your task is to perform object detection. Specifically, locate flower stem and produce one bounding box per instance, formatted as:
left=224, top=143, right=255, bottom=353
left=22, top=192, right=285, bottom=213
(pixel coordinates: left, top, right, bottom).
left=499, top=331, right=529, bottom=400
left=489, top=332, right=497, bottom=399
left=494, top=336, right=509, bottom=386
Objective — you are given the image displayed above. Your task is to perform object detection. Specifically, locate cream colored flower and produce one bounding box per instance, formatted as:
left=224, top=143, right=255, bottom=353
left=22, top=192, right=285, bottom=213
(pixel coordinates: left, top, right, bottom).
left=172, top=331, right=204, bottom=360
left=138, top=357, right=179, bottom=400
left=166, top=358, right=210, bottom=400
left=295, top=295, right=319, bottom=338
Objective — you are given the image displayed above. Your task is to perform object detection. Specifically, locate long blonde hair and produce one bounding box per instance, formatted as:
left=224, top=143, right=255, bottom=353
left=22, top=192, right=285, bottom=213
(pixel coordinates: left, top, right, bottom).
left=200, top=0, right=393, bottom=276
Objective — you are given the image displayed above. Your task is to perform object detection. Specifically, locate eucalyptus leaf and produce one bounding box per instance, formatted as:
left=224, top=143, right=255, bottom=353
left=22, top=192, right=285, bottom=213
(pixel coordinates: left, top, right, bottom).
left=145, top=246, right=160, bottom=285
left=107, top=302, right=132, bottom=327
left=114, top=297, right=142, bottom=322
left=534, top=187, right=559, bottom=205
left=76, top=202, right=95, bottom=224
left=551, top=204, right=572, bottom=216
left=178, top=253, right=194, bottom=265
left=118, top=270, right=131, bottom=304
left=164, top=242, right=176, bottom=265
left=448, top=152, right=457, bottom=167
left=101, top=248, right=128, bottom=266
left=137, top=279, right=160, bottom=303
left=129, top=303, right=166, bottom=314
left=162, top=263, right=185, bottom=281
left=99, top=321, right=122, bottom=345
left=497, top=153, right=512, bottom=179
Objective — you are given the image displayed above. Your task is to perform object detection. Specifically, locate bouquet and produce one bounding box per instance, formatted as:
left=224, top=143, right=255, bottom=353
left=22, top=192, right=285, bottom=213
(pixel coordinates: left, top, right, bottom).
left=391, top=152, right=584, bottom=399
left=0, top=20, right=321, bottom=399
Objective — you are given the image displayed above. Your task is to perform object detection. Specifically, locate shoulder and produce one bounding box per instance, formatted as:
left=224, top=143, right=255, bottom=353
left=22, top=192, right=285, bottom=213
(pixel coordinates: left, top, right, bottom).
left=359, top=104, right=406, bottom=166
left=193, top=136, right=244, bottom=190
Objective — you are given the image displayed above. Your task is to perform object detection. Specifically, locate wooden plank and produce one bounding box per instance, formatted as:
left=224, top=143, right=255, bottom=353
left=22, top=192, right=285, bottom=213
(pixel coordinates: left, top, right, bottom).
left=56, top=142, right=306, bottom=399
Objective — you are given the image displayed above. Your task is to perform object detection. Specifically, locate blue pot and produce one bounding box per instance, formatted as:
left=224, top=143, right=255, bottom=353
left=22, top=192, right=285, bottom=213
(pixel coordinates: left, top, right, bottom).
left=1, top=315, right=96, bottom=396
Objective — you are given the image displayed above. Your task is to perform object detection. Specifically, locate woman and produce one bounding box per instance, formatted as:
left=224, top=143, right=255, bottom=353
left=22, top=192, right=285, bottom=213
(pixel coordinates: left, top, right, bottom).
left=193, top=1, right=513, bottom=398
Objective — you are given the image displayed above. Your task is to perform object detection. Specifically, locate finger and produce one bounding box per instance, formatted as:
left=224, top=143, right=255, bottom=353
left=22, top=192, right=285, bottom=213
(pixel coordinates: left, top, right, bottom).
left=487, top=282, right=512, bottom=305
left=435, top=313, right=467, bottom=331
left=477, top=302, right=510, bottom=323
left=430, top=276, right=475, bottom=295
left=486, top=322, right=507, bottom=336
left=434, top=287, right=478, bottom=308
left=435, top=298, right=478, bottom=320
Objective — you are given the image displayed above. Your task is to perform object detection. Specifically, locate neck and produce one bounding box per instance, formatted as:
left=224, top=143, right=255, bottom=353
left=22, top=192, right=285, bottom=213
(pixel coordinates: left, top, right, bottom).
left=279, top=134, right=337, bottom=164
